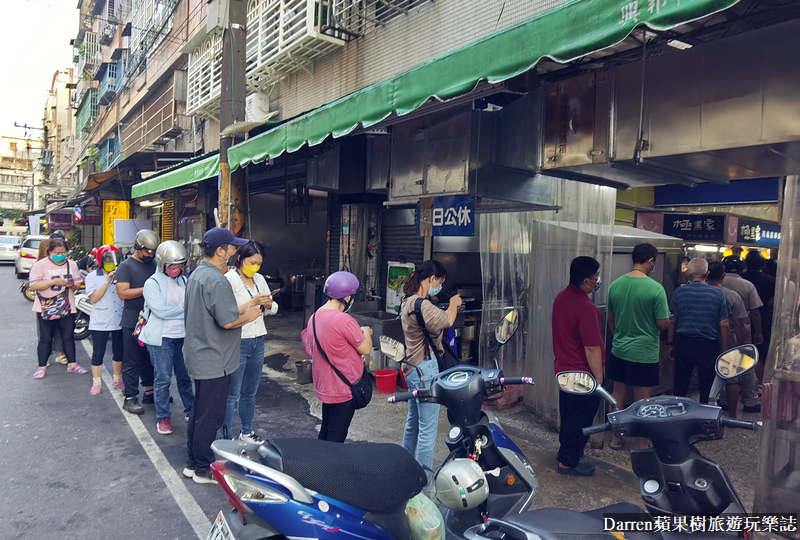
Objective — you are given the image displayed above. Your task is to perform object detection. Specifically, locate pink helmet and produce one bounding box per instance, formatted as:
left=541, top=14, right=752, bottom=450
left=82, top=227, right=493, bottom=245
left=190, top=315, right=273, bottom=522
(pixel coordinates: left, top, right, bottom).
left=324, top=271, right=360, bottom=299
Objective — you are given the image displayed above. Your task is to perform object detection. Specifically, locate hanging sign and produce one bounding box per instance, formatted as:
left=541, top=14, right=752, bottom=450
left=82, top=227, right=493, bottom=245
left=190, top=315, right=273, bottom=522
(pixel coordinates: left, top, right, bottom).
left=731, top=216, right=781, bottom=247
left=661, top=213, right=725, bottom=242
left=417, top=195, right=475, bottom=237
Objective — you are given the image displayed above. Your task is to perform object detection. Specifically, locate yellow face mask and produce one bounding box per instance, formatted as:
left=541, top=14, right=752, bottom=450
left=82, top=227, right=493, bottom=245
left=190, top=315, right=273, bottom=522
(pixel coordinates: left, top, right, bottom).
left=241, top=264, right=261, bottom=278
left=104, top=263, right=117, bottom=273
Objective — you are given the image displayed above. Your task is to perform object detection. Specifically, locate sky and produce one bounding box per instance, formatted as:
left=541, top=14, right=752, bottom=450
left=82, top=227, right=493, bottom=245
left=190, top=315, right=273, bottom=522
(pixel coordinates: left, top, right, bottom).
left=0, top=0, right=77, bottom=141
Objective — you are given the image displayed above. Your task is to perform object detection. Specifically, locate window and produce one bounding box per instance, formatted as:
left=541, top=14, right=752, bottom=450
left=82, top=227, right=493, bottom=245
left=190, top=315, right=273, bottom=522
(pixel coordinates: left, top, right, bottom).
left=0, top=236, right=20, bottom=246
left=24, top=239, right=43, bottom=250
left=9, top=142, right=17, bottom=152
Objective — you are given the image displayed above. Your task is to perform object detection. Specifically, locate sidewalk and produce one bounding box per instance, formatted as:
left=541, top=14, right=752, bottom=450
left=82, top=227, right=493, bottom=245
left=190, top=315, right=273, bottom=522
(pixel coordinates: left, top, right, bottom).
left=262, top=312, right=760, bottom=513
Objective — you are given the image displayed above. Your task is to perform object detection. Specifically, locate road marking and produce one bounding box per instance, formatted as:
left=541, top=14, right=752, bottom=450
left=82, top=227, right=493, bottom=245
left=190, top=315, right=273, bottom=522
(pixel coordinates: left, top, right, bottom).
left=80, top=340, right=211, bottom=539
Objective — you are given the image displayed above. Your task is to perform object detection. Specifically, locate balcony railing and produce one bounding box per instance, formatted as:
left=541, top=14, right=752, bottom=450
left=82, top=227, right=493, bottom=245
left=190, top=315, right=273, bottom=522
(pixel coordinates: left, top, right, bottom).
left=325, top=0, right=430, bottom=39
left=77, top=32, right=101, bottom=77
left=76, top=89, right=99, bottom=135
left=98, top=62, right=118, bottom=105
left=121, top=70, right=190, bottom=160
left=98, top=137, right=121, bottom=171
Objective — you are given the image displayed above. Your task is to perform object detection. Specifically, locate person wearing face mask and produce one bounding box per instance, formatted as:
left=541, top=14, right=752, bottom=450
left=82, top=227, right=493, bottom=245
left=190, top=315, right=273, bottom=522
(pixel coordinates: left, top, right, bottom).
left=301, top=271, right=372, bottom=443
left=140, top=241, right=195, bottom=436
left=116, top=229, right=160, bottom=415
left=183, top=228, right=260, bottom=484
left=222, top=241, right=278, bottom=443
left=29, top=238, right=87, bottom=379
left=606, top=243, right=671, bottom=450
left=553, top=256, right=605, bottom=476
left=399, top=260, right=462, bottom=472
left=85, top=246, right=125, bottom=395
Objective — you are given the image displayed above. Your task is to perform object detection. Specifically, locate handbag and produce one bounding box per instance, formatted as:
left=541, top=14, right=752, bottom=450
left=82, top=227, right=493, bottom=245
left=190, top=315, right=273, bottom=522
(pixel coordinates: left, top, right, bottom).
left=312, top=314, right=374, bottom=409
left=38, top=291, right=71, bottom=321
left=133, top=309, right=148, bottom=346
left=412, top=298, right=460, bottom=373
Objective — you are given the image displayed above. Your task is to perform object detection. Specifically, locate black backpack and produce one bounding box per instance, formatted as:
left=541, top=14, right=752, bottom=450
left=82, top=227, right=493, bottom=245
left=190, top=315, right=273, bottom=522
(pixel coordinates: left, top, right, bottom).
left=411, top=297, right=459, bottom=373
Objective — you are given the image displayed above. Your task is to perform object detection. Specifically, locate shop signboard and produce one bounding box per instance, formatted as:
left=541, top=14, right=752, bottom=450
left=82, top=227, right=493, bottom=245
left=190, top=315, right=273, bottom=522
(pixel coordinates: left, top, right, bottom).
left=102, top=200, right=130, bottom=245
left=49, top=211, right=73, bottom=231
left=417, top=195, right=475, bottom=237
left=637, top=212, right=725, bottom=242
left=727, top=216, right=781, bottom=247
left=80, top=204, right=102, bottom=226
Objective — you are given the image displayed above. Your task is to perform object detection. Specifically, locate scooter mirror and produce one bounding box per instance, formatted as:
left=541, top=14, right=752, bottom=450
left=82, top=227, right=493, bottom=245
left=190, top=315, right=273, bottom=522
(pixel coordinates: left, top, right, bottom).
left=556, top=371, right=597, bottom=395
left=494, top=309, right=520, bottom=344
left=716, top=344, right=759, bottom=380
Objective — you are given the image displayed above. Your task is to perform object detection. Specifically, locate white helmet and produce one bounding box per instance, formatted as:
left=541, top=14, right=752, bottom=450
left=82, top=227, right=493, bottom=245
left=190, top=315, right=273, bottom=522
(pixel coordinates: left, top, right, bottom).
left=155, top=240, right=188, bottom=273
left=434, top=459, right=489, bottom=511
left=134, top=229, right=161, bottom=252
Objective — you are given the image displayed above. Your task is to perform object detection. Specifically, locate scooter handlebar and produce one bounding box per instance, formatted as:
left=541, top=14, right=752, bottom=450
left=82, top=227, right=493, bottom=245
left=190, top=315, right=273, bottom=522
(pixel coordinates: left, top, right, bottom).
left=582, top=422, right=611, bottom=437
left=500, top=377, right=534, bottom=386
left=720, top=417, right=761, bottom=432
left=388, top=390, right=418, bottom=404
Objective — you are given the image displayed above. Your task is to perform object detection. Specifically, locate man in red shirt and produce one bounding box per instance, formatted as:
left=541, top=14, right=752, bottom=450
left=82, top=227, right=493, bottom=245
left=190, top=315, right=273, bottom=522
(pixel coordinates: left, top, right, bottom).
left=553, top=256, right=605, bottom=476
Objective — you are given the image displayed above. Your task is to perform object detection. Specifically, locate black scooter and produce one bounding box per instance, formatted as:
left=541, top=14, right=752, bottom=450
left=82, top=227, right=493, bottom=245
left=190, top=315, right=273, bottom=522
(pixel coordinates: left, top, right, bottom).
left=465, top=344, right=762, bottom=540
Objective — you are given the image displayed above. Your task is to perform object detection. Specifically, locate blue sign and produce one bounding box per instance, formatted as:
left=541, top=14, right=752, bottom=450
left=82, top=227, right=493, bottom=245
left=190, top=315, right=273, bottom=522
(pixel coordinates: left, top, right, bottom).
left=736, top=218, right=781, bottom=247
left=417, top=195, right=475, bottom=237
left=663, top=213, right=725, bottom=243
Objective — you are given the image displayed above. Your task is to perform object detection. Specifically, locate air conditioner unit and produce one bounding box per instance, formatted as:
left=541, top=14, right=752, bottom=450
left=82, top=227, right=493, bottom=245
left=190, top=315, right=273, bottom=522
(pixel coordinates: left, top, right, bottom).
left=207, top=0, right=230, bottom=33
left=245, top=93, right=271, bottom=123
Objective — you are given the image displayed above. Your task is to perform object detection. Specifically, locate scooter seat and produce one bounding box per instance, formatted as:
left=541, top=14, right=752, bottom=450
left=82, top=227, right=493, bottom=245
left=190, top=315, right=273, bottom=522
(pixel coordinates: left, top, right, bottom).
left=268, top=438, right=427, bottom=513
left=505, top=504, right=662, bottom=540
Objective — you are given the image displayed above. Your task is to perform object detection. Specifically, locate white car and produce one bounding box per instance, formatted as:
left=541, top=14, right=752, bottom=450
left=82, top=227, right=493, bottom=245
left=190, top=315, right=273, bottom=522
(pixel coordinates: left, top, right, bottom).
left=0, top=235, right=21, bottom=263
left=15, top=235, right=48, bottom=278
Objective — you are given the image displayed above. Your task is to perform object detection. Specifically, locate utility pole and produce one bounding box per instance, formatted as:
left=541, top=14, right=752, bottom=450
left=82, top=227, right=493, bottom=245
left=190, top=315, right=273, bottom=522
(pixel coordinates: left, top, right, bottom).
left=218, top=0, right=248, bottom=236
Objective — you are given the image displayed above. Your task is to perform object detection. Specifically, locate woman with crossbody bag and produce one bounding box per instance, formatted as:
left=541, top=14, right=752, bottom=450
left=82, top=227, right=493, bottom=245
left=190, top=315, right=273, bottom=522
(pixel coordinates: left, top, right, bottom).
left=400, top=260, right=461, bottom=471
left=222, top=241, right=277, bottom=443
left=301, top=272, right=373, bottom=442
left=29, top=238, right=88, bottom=379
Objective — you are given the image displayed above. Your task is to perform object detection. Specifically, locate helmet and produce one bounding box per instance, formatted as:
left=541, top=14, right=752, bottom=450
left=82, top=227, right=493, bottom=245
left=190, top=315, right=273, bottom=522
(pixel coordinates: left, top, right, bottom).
left=434, top=459, right=489, bottom=511
left=97, top=244, right=120, bottom=260
left=722, top=255, right=743, bottom=274
left=78, top=255, right=96, bottom=272
left=101, top=250, right=123, bottom=268
left=134, top=229, right=160, bottom=252
left=155, top=240, right=188, bottom=273
left=324, top=271, right=360, bottom=299
left=90, top=247, right=100, bottom=258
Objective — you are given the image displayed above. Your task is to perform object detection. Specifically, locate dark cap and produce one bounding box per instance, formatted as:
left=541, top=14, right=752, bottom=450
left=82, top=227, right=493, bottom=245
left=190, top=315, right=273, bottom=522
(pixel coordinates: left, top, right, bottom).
left=203, top=227, right=249, bottom=248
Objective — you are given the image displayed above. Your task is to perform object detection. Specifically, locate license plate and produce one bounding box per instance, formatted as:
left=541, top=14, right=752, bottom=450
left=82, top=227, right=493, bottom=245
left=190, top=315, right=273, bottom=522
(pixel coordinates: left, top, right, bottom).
left=206, top=511, right=236, bottom=540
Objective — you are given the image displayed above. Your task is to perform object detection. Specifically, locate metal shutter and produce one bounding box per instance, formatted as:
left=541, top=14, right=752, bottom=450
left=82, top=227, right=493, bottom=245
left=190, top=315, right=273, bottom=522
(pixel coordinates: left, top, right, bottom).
left=328, top=194, right=341, bottom=274
left=378, top=225, right=424, bottom=299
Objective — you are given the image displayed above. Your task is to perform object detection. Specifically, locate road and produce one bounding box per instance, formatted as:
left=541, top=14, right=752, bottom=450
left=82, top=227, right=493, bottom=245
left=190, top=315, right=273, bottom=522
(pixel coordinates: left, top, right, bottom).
left=0, top=263, right=762, bottom=539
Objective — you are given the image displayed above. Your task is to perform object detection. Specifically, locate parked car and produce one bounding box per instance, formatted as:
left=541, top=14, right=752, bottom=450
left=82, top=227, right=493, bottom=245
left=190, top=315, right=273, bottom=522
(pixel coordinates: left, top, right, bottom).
left=0, top=235, right=21, bottom=263
left=15, top=235, right=48, bottom=278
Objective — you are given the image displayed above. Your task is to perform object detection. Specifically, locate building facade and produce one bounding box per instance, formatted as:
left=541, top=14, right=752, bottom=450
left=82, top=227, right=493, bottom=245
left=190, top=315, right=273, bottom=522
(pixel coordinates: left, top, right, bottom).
left=0, top=136, right=42, bottom=212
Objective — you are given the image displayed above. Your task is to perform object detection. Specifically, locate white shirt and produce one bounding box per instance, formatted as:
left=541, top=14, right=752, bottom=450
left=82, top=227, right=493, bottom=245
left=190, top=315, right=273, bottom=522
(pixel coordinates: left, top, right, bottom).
left=85, top=269, right=123, bottom=331
left=161, top=277, right=186, bottom=339
left=721, top=273, right=764, bottom=338
left=225, top=269, right=278, bottom=339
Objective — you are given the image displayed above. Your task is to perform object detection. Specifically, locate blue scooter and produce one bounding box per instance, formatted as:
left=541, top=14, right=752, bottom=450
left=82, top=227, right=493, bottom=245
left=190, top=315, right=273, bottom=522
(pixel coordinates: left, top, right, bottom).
left=207, top=309, right=539, bottom=540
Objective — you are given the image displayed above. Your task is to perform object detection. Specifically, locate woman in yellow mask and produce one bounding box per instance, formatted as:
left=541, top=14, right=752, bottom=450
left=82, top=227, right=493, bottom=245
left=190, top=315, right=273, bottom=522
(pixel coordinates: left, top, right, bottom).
left=222, top=241, right=278, bottom=443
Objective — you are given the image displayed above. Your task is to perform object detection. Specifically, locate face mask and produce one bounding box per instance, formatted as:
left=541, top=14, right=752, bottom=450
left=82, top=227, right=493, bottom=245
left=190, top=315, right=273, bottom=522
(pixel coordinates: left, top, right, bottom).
left=428, top=283, right=442, bottom=297
left=166, top=265, right=183, bottom=278
left=51, top=254, right=67, bottom=263
left=104, top=263, right=116, bottom=273
left=241, top=264, right=260, bottom=278
left=141, top=255, right=154, bottom=263
left=593, top=277, right=602, bottom=292
left=648, top=263, right=655, bottom=277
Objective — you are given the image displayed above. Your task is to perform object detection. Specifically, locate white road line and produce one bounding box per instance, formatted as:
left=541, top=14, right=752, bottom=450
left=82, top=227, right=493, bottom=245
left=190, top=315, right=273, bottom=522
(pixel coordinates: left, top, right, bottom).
left=80, top=340, right=212, bottom=539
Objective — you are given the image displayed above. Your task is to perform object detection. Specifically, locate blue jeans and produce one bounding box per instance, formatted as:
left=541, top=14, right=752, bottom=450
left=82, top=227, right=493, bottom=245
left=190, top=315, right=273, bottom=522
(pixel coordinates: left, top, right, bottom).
left=222, top=337, right=265, bottom=438
left=147, top=338, right=194, bottom=421
left=402, top=355, right=441, bottom=470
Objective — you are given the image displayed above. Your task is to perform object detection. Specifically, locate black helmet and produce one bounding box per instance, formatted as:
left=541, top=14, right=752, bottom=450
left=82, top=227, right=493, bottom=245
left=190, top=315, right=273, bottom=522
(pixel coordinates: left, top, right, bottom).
left=722, top=256, right=743, bottom=274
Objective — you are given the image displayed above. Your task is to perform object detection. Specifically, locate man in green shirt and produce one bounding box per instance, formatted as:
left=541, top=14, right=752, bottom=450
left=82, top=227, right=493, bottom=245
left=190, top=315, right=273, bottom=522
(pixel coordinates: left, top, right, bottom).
left=607, top=243, right=671, bottom=450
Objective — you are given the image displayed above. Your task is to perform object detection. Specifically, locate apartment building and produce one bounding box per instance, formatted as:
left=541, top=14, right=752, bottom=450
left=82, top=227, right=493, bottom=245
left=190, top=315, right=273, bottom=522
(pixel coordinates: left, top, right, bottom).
left=0, top=136, right=42, bottom=212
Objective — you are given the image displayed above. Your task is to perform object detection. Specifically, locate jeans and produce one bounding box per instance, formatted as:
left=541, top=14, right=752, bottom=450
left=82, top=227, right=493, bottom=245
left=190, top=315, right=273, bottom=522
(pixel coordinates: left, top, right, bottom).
left=147, top=338, right=194, bottom=421
left=319, top=400, right=356, bottom=442
left=222, top=337, right=265, bottom=438
left=557, top=390, right=601, bottom=468
left=37, top=315, right=76, bottom=367
left=91, top=330, right=123, bottom=366
left=674, top=335, right=720, bottom=405
left=122, top=327, right=154, bottom=400
left=187, top=376, right=230, bottom=470
left=402, top=355, right=440, bottom=470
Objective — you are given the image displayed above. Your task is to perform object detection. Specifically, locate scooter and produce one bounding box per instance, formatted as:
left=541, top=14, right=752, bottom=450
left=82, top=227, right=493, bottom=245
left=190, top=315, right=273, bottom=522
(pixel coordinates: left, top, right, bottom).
left=464, top=344, right=762, bottom=540
left=74, top=291, right=92, bottom=340
left=206, top=309, right=538, bottom=540
left=20, top=281, right=34, bottom=302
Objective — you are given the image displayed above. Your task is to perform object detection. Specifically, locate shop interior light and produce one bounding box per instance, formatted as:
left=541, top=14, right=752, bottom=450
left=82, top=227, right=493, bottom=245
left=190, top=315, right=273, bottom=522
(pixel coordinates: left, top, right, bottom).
left=667, top=39, right=693, bottom=50
left=139, top=200, right=162, bottom=207
left=693, top=245, right=720, bottom=252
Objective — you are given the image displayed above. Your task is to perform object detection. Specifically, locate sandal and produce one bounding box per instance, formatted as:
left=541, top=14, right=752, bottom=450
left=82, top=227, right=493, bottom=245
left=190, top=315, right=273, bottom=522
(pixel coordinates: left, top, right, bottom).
left=66, top=364, right=88, bottom=375
left=55, top=354, right=68, bottom=365
left=34, top=367, right=47, bottom=379
left=608, top=440, right=623, bottom=451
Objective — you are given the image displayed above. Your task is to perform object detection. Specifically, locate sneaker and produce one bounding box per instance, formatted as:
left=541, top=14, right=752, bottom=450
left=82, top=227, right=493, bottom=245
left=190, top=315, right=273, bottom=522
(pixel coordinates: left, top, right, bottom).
left=182, top=461, right=196, bottom=478
left=90, top=384, right=102, bottom=396
left=157, top=418, right=173, bottom=435
left=192, top=467, right=218, bottom=485
left=743, top=404, right=761, bottom=413
left=111, top=380, right=125, bottom=391
left=557, top=462, right=596, bottom=476
left=141, top=393, right=173, bottom=405
left=123, top=398, right=145, bottom=415
left=239, top=431, right=265, bottom=444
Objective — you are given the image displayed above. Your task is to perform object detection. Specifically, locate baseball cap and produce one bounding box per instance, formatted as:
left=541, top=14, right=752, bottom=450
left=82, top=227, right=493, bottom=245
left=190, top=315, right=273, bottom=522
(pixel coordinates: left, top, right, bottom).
left=203, top=227, right=249, bottom=248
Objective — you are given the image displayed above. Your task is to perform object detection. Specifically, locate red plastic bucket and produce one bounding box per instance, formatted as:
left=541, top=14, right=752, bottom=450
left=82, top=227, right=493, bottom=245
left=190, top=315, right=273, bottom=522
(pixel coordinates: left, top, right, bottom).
left=375, top=369, right=398, bottom=394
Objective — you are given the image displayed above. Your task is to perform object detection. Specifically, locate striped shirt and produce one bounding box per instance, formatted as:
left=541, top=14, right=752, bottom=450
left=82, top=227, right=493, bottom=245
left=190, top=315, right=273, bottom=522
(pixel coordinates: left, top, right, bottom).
left=669, top=282, right=732, bottom=341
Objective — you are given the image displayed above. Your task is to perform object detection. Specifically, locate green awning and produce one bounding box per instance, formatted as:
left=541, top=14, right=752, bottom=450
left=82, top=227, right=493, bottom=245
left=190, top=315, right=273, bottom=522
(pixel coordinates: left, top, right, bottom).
left=131, top=153, right=219, bottom=199
left=228, top=0, right=738, bottom=171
